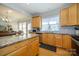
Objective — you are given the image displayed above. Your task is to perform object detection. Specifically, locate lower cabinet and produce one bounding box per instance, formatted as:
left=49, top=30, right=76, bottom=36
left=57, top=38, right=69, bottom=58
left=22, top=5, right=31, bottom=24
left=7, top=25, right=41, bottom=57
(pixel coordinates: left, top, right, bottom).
left=41, top=33, right=48, bottom=44
left=41, top=33, right=55, bottom=46
left=55, top=34, right=63, bottom=47
left=41, top=33, right=73, bottom=49
left=30, top=38, right=39, bottom=56
left=7, top=46, right=30, bottom=56
left=47, top=34, right=55, bottom=46
left=0, top=36, right=39, bottom=56
left=63, top=35, right=72, bottom=49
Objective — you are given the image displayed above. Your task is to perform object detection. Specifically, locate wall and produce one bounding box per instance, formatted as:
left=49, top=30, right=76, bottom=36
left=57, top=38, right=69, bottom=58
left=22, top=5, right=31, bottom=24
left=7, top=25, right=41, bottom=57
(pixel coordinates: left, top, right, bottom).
left=40, top=10, right=75, bottom=35
left=0, top=4, right=32, bottom=32
left=60, top=27, right=75, bottom=34
left=9, top=22, right=18, bottom=31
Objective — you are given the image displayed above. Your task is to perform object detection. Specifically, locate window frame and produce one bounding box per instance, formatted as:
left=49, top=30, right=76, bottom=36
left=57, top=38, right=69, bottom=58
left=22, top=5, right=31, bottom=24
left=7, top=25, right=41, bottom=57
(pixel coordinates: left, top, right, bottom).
left=41, top=16, right=60, bottom=31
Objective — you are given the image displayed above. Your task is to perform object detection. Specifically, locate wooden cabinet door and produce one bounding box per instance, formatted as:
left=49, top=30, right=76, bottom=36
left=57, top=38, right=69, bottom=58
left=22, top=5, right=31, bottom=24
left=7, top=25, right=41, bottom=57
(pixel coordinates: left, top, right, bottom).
left=77, top=3, right=79, bottom=25
left=55, top=34, right=63, bottom=47
left=47, top=34, right=55, bottom=46
left=41, top=33, right=48, bottom=44
left=63, top=35, right=72, bottom=49
left=41, top=34, right=55, bottom=46
left=0, top=40, right=30, bottom=56
left=32, top=17, right=37, bottom=28
left=69, top=4, right=78, bottom=25
left=36, top=16, right=42, bottom=28
left=7, top=46, right=30, bottom=56
left=32, top=16, right=42, bottom=28
left=30, top=38, right=39, bottom=56
left=60, top=8, right=69, bottom=26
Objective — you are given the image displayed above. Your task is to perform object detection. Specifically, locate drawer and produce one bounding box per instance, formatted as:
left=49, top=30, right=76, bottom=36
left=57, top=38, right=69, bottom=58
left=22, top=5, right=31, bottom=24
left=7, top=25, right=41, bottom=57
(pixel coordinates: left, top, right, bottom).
left=55, top=34, right=62, bottom=39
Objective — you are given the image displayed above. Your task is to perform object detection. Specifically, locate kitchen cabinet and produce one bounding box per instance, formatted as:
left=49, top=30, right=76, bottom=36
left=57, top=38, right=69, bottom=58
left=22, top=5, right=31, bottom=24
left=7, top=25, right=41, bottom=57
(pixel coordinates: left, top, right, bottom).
left=7, top=37, right=39, bottom=56
left=63, top=35, right=72, bottom=49
left=40, top=33, right=73, bottom=49
left=60, top=3, right=79, bottom=26
left=60, top=8, right=69, bottom=26
left=0, top=36, right=39, bottom=56
left=30, top=37, right=39, bottom=56
left=69, top=4, right=78, bottom=25
left=41, top=33, right=48, bottom=44
left=41, top=33, right=55, bottom=46
left=47, top=34, right=55, bottom=46
left=41, top=34, right=63, bottom=47
left=7, top=46, right=30, bottom=56
left=56, top=48, right=72, bottom=56
left=32, top=16, right=42, bottom=28
left=55, top=34, right=63, bottom=47
left=0, top=39, right=30, bottom=56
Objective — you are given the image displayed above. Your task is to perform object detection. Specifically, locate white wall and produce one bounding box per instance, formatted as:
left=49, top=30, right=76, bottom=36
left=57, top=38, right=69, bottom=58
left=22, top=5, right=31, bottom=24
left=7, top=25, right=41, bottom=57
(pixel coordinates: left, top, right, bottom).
left=9, top=22, right=18, bottom=31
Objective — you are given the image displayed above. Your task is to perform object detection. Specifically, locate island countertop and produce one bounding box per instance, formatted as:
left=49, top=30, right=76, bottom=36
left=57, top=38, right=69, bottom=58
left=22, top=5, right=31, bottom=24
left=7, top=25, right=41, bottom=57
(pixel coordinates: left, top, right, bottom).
left=0, top=34, right=38, bottom=48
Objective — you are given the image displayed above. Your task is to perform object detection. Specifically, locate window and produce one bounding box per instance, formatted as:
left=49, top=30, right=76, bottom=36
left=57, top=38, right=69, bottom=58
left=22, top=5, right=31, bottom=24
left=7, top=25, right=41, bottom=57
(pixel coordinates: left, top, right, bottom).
left=27, top=23, right=32, bottom=36
left=18, top=21, right=32, bottom=37
left=23, top=22, right=26, bottom=34
left=18, top=22, right=26, bottom=36
left=18, top=23, right=23, bottom=31
left=41, top=16, right=60, bottom=31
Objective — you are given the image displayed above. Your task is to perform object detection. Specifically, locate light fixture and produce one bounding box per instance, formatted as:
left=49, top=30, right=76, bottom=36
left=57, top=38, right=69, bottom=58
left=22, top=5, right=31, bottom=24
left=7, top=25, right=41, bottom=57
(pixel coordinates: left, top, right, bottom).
left=2, top=18, right=5, bottom=21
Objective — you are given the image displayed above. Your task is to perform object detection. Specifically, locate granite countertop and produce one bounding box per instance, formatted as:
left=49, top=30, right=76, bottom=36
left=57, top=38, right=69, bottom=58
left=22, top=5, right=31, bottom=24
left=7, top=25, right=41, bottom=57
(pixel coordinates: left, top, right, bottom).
left=0, top=34, right=38, bottom=48
left=35, top=31, right=75, bottom=35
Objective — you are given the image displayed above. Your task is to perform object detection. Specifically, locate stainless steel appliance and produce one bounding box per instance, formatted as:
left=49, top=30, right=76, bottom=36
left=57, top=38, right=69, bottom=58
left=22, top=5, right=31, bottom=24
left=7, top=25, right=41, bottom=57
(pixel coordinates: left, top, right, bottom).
left=74, top=27, right=79, bottom=36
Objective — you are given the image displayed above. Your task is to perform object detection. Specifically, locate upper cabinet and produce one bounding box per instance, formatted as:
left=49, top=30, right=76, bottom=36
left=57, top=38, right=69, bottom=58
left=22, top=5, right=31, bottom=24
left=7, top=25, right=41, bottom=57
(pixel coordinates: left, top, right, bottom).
left=60, top=8, right=69, bottom=26
left=69, top=4, right=78, bottom=25
left=32, top=16, right=42, bottom=28
left=60, top=3, right=79, bottom=26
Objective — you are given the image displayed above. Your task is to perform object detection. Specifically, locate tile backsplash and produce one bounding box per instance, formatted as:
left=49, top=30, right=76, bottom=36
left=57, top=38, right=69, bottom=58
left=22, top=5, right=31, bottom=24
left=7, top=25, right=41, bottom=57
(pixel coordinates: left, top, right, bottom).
left=59, top=26, right=75, bottom=34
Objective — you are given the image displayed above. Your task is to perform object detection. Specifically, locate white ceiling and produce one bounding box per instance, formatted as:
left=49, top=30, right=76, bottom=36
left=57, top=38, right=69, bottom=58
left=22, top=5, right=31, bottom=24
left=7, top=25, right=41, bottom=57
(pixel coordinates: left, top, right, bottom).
left=2, top=3, right=71, bottom=16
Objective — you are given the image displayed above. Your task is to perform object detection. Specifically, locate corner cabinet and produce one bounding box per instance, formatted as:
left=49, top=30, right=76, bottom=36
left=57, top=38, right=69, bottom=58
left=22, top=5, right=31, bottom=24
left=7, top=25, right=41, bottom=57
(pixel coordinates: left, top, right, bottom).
left=32, top=16, right=42, bottom=28
left=60, top=3, right=79, bottom=26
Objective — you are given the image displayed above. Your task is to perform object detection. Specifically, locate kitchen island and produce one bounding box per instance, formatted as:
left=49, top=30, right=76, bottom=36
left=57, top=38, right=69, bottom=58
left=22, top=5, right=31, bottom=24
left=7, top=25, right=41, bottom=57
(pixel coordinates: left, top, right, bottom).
left=0, top=34, right=39, bottom=56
